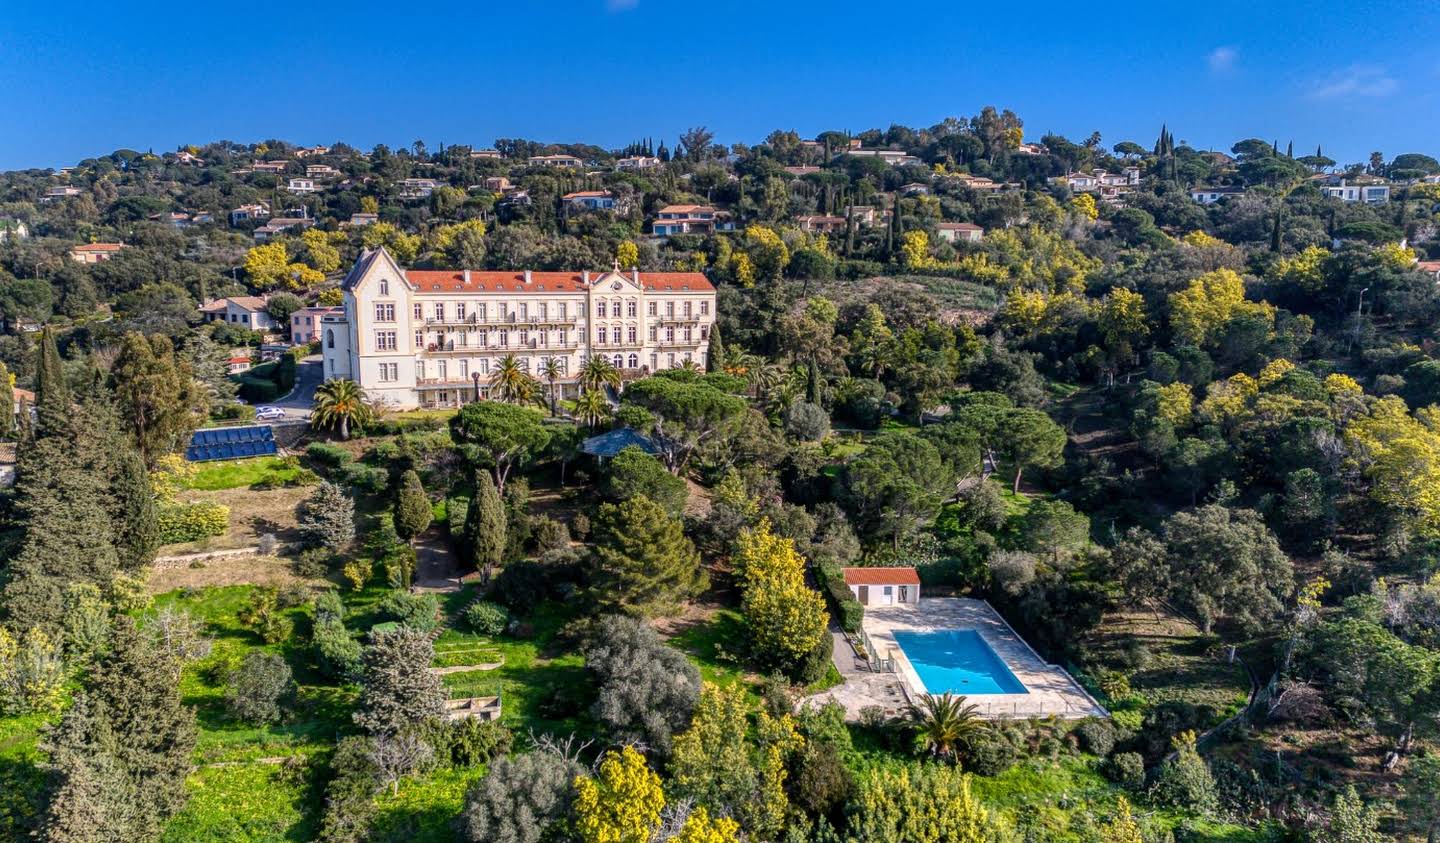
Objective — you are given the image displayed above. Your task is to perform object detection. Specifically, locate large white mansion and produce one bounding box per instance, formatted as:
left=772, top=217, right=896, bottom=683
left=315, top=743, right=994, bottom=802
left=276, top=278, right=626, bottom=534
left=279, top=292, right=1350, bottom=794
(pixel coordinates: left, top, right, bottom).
left=321, top=248, right=717, bottom=409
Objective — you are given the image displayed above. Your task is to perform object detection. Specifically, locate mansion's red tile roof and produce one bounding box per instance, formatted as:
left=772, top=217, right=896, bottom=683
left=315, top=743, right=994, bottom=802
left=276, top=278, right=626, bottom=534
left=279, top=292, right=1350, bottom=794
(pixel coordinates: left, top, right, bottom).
left=402, top=270, right=714, bottom=294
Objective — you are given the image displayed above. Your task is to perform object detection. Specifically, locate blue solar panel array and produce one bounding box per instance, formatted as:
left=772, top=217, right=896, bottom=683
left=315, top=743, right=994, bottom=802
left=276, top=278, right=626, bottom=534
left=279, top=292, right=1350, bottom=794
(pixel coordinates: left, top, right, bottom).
left=185, top=426, right=278, bottom=462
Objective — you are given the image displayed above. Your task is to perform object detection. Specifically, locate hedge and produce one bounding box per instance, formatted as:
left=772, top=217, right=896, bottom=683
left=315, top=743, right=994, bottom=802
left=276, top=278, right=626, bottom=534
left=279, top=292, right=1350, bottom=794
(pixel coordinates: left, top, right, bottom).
left=233, top=354, right=298, bottom=404
left=816, top=562, right=864, bottom=633
left=306, top=442, right=353, bottom=468
left=157, top=501, right=230, bottom=545
left=236, top=377, right=279, bottom=404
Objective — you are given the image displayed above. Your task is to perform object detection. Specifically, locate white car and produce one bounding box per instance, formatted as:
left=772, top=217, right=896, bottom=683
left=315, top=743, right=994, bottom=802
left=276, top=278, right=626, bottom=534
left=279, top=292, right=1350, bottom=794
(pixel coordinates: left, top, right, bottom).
left=254, top=406, right=286, bottom=421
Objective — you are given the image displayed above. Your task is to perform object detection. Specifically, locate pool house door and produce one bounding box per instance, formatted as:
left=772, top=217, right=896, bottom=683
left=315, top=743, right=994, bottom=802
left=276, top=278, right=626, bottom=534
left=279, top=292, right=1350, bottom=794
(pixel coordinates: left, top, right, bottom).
left=857, top=585, right=869, bottom=605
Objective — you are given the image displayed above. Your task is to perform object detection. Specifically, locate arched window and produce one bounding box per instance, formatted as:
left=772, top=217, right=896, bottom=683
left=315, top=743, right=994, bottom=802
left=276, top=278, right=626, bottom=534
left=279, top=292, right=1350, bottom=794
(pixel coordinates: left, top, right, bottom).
left=326, top=329, right=334, bottom=348
left=627, top=353, right=638, bottom=369
left=612, top=354, right=623, bottom=369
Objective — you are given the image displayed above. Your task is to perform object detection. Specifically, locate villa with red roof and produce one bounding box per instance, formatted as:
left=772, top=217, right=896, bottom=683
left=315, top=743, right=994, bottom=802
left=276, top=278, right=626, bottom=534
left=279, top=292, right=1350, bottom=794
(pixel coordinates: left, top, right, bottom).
left=69, top=242, right=125, bottom=264
left=321, top=248, right=716, bottom=409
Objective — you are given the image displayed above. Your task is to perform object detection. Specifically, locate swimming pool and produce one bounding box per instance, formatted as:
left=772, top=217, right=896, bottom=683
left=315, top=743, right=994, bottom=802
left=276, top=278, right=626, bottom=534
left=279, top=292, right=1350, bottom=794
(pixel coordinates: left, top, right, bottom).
left=892, top=629, right=1028, bottom=695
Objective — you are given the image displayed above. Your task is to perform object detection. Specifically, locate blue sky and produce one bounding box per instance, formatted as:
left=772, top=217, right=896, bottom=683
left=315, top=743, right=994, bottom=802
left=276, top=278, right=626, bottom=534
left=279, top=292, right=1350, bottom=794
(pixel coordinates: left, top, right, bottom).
left=1, top=0, right=1437, bottom=170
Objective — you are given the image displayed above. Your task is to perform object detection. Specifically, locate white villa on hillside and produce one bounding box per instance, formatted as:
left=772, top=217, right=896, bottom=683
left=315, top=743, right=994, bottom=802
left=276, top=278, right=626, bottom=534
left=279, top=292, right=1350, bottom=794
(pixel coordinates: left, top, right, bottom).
left=322, top=248, right=716, bottom=409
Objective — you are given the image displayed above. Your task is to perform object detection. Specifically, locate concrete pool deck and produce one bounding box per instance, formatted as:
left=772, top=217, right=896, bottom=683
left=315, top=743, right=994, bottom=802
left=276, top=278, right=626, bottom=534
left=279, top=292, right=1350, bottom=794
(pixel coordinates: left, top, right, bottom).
left=804, top=598, right=1106, bottom=721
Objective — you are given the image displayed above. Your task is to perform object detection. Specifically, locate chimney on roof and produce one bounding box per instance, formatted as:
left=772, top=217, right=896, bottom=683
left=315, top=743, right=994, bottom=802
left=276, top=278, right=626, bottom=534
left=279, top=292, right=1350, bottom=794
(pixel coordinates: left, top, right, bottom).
left=523, top=270, right=532, bottom=284
left=462, top=269, right=471, bottom=284
left=632, top=269, right=641, bottom=285
left=582, top=271, right=590, bottom=285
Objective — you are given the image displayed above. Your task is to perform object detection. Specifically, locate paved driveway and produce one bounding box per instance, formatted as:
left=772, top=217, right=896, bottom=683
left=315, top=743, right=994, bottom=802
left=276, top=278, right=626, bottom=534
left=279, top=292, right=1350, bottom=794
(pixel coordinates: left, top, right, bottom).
left=273, top=356, right=322, bottom=420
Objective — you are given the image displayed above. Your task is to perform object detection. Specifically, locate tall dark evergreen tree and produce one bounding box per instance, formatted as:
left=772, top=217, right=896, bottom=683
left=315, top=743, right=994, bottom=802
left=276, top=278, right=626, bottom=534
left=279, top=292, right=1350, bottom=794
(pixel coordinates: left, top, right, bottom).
left=33, top=326, right=69, bottom=436
left=0, top=360, right=13, bottom=440
left=464, top=470, right=506, bottom=581
left=393, top=469, right=432, bottom=543
left=40, top=617, right=197, bottom=842
left=110, top=332, right=206, bottom=467
left=3, top=398, right=122, bottom=632
left=112, top=444, right=159, bottom=570
left=707, top=323, right=726, bottom=373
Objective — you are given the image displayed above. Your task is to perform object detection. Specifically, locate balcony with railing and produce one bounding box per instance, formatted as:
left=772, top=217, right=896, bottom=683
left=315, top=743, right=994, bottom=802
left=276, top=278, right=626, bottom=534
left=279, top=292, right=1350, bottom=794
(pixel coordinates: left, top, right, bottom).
left=654, top=335, right=707, bottom=348
left=424, top=337, right=581, bottom=354
left=423, top=312, right=582, bottom=327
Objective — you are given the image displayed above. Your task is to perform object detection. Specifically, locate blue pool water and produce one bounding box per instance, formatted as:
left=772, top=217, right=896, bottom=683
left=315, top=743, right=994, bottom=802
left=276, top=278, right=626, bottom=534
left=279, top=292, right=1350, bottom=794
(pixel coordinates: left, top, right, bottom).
left=892, top=629, right=1028, bottom=695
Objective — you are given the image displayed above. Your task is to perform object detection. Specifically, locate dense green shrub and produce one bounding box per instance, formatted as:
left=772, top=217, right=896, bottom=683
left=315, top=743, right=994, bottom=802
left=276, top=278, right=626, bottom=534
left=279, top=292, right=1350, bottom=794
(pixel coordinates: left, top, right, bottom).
left=378, top=591, right=439, bottom=632
left=307, top=442, right=353, bottom=468
left=795, top=627, right=834, bottom=684
left=1152, top=739, right=1219, bottom=813
left=1074, top=718, right=1116, bottom=756
left=224, top=651, right=295, bottom=725
left=816, top=563, right=864, bottom=632
left=340, top=463, right=389, bottom=495
left=459, top=752, right=583, bottom=843
left=463, top=602, right=509, bottom=635
left=313, top=591, right=362, bottom=679
left=236, top=377, right=279, bottom=404
left=416, top=718, right=513, bottom=768
left=1108, top=751, right=1146, bottom=788
left=156, top=501, right=230, bottom=545
left=531, top=517, right=570, bottom=554
left=493, top=560, right=551, bottom=614
left=965, top=732, right=1019, bottom=776
left=294, top=547, right=332, bottom=579
left=213, top=403, right=256, bottom=421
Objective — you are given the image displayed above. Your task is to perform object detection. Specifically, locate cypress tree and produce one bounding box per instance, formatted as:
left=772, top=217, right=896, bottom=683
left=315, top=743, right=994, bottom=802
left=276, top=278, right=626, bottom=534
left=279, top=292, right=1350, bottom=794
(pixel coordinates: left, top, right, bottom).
left=33, top=326, right=69, bottom=437
left=806, top=359, right=822, bottom=405
left=707, top=323, right=726, bottom=373
left=1270, top=207, right=1284, bottom=253
left=393, top=469, right=432, bottom=543
left=1285, top=140, right=1294, bottom=158
left=463, top=470, right=506, bottom=581
left=40, top=617, right=197, bottom=841
left=4, top=398, right=122, bottom=633
left=112, top=444, right=159, bottom=570
left=0, top=360, right=13, bottom=440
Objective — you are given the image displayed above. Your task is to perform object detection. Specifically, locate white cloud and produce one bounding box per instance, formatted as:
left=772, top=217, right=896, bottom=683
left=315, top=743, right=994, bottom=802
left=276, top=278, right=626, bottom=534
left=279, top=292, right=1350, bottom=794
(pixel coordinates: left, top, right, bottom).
left=1310, top=64, right=1398, bottom=100
left=1206, top=46, right=1237, bottom=75
left=605, top=0, right=638, bottom=10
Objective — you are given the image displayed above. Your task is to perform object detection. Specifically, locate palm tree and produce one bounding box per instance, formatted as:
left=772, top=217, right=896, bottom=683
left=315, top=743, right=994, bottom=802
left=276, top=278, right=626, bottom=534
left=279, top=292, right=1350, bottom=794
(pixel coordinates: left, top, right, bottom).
left=677, top=358, right=702, bottom=374
left=574, top=388, right=610, bottom=430
left=578, top=354, right=621, bottom=396
left=490, top=354, right=541, bottom=405
left=907, top=693, right=985, bottom=762
left=539, top=357, right=564, bottom=417
left=311, top=378, right=373, bottom=440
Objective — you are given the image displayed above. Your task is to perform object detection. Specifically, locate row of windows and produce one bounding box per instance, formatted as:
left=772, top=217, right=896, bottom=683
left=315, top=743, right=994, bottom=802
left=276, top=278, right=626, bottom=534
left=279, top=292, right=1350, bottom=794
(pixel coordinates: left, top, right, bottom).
left=373, top=325, right=707, bottom=352
left=371, top=298, right=711, bottom=322
left=593, top=299, right=708, bottom=318
left=374, top=300, right=581, bottom=323
left=593, top=325, right=706, bottom=344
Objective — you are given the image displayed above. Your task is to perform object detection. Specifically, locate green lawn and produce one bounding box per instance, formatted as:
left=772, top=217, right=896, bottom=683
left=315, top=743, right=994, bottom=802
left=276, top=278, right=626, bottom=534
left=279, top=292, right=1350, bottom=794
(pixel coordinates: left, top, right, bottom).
left=181, top=457, right=303, bottom=492
left=665, top=608, right=762, bottom=702
left=436, top=602, right=591, bottom=735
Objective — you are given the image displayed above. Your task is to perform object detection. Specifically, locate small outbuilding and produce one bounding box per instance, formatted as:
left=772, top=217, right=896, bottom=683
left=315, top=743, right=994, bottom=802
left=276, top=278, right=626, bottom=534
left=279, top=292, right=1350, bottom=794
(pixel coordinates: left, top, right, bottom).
left=842, top=566, right=921, bottom=607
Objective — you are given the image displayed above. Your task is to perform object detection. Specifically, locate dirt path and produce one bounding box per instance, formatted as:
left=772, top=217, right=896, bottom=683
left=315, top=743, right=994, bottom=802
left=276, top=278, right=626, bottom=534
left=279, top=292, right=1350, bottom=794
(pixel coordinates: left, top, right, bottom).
left=413, top=526, right=464, bottom=592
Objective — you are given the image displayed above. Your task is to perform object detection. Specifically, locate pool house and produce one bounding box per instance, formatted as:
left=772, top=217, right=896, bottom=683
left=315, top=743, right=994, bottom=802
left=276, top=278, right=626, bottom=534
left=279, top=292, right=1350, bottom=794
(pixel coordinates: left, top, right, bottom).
left=842, top=567, right=920, bottom=607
